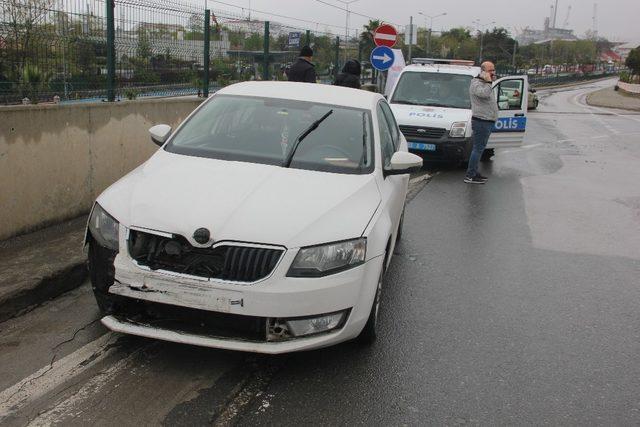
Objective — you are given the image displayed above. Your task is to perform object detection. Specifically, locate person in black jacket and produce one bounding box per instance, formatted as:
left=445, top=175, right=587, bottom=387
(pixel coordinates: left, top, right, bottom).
left=287, top=46, right=317, bottom=83
left=334, top=59, right=361, bottom=89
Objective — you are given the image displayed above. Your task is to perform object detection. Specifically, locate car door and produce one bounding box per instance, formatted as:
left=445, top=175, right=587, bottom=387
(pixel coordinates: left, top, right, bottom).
left=487, top=75, right=529, bottom=148
left=376, top=101, right=406, bottom=248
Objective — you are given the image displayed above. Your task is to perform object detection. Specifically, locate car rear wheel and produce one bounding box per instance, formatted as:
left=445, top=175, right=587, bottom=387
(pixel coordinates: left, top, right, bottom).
left=357, top=262, right=384, bottom=344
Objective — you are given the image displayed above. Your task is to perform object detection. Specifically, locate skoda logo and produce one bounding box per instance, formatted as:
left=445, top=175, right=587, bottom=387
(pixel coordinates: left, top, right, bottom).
left=193, top=228, right=211, bottom=244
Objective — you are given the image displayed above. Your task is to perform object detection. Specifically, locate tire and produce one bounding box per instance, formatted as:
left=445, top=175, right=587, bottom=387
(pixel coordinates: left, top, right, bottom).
left=357, top=262, right=384, bottom=344
left=480, top=148, right=495, bottom=162
left=396, top=209, right=405, bottom=243
left=93, top=290, right=117, bottom=315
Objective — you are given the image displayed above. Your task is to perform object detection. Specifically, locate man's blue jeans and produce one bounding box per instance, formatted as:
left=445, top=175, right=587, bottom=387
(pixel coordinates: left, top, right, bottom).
left=466, top=119, right=494, bottom=178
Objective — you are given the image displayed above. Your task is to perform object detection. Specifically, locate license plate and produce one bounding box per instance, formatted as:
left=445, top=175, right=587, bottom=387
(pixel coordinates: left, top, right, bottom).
left=408, top=142, right=436, bottom=151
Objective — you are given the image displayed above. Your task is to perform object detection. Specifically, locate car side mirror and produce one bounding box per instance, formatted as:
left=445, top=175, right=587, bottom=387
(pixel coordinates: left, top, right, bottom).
left=149, top=124, right=172, bottom=146
left=385, top=151, right=423, bottom=176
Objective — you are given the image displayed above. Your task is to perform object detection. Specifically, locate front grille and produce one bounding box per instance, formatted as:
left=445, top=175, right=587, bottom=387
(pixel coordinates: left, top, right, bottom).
left=399, top=125, right=447, bottom=139
left=128, top=230, right=283, bottom=282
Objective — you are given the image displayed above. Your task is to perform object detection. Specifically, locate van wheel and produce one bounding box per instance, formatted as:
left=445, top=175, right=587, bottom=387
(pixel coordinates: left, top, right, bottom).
left=357, top=263, right=384, bottom=344
left=481, top=148, right=495, bottom=162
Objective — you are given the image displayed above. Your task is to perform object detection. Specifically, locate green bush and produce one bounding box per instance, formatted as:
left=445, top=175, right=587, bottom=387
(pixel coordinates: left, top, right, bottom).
left=619, top=71, right=631, bottom=83
left=124, top=88, right=139, bottom=100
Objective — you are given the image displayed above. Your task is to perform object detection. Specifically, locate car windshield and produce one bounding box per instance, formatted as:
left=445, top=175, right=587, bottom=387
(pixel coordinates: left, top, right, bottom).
left=165, top=95, right=374, bottom=175
left=391, top=72, right=472, bottom=109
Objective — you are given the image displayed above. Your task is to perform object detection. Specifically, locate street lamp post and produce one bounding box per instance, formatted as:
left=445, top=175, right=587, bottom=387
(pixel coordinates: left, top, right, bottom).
left=473, top=19, right=495, bottom=64
left=335, top=0, right=359, bottom=63
left=418, top=12, right=446, bottom=57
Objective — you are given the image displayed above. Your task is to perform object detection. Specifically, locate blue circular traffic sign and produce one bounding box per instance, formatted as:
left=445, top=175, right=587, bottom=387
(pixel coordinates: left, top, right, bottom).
left=370, top=46, right=395, bottom=71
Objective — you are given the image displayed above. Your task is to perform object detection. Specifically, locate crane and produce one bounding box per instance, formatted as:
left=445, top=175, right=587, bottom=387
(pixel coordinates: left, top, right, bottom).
left=562, top=5, right=571, bottom=29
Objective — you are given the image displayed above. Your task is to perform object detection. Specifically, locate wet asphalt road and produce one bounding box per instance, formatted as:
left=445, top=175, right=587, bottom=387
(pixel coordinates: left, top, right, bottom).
left=1, top=79, right=639, bottom=425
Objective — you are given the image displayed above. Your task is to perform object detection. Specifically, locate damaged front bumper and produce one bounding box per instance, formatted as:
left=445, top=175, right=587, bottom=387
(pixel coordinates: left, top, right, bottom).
left=96, top=236, right=383, bottom=353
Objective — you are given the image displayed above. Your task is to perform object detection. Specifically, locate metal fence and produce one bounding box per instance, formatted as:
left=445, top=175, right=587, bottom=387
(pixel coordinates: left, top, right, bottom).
left=496, top=65, right=618, bottom=88
left=0, top=0, right=357, bottom=105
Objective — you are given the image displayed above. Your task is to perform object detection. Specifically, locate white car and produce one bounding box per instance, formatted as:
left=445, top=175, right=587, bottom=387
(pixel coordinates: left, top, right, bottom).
left=86, top=81, right=422, bottom=354
left=388, top=58, right=529, bottom=163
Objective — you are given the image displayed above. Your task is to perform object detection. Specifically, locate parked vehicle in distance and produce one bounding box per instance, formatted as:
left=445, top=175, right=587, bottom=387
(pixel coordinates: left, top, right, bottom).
left=86, top=81, right=422, bottom=353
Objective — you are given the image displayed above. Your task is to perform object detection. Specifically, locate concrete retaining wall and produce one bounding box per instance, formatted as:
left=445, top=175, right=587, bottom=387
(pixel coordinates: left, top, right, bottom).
left=0, top=97, right=203, bottom=240
left=617, top=81, right=640, bottom=96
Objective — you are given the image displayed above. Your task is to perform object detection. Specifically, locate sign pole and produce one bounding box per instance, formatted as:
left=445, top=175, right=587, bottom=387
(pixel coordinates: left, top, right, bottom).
left=408, top=16, right=413, bottom=63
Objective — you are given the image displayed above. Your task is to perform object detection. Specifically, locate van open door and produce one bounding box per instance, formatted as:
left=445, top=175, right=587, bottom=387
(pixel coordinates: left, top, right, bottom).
left=487, top=75, right=528, bottom=149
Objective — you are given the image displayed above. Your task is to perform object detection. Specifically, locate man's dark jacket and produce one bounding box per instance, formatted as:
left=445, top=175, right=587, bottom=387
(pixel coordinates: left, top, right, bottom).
left=333, top=59, right=361, bottom=89
left=287, top=57, right=316, bottom=83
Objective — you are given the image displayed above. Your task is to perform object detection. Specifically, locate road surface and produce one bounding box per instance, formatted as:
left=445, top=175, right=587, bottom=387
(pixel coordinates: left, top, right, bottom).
left=1, top=79, right=639, bottom=426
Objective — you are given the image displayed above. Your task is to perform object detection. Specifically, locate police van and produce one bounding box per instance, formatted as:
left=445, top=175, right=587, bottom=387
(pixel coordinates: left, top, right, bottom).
left=387, top=58, right=528, bottom=163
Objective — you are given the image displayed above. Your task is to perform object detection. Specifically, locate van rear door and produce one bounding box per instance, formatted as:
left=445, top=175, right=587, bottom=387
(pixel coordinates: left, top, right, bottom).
left=487, top=75, right=528, bottom=148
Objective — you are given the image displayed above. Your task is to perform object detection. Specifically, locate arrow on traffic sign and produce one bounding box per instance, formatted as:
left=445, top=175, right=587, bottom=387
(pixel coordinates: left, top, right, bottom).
left=372, top=53, right=392, bottom=63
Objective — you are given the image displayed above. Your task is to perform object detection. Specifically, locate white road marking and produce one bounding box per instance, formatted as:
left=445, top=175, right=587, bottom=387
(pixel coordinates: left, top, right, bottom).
left=0, top=333, right=123, bottom=420
left=500, top=143, right=544, bottom=154
left=27, top=353, right=137, bottom=426
left=572, top=92, right=620, bottom=135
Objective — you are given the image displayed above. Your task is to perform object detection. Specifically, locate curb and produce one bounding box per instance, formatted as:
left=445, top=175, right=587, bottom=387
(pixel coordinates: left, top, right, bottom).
left=0, top=262, right=88, bottom=324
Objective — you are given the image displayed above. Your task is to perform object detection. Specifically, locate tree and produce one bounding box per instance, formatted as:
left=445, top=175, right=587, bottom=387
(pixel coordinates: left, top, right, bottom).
left=359, top=20, right=381, bottom=59
left=626, top=46, right=640, bottom=78
left=479, top=27, right=517, bottom=66
left=3, top=0, right=56, bottom=75
left=439, top=27, right=474, bottom=59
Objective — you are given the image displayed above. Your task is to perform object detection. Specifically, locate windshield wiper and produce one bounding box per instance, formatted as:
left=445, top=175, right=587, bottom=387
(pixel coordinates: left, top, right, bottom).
left=359, top=112, right=367, bottom=168
left=424, top=102, right=458, bottom=108
left=392, top=100, right=421, bottom=105
left=283, top=109, right=333, bottom=168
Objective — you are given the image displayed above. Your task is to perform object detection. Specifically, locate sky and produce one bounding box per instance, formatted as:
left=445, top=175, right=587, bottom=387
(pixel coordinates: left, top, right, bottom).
left=211, top=0, right=639, bottom=42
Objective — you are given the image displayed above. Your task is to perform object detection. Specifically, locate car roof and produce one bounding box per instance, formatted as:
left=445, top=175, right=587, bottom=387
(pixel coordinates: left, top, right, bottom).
left=216, top=81, right=383, bottom=110
left=400, top=64, right=481, bottom=76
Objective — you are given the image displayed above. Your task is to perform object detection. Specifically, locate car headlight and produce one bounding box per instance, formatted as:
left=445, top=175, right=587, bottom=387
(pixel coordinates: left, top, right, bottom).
left=449, top=121, right=467, bottom=138
left=287, top=238, right=366, bottom=277
left=88, top=203, right=119, bottom=251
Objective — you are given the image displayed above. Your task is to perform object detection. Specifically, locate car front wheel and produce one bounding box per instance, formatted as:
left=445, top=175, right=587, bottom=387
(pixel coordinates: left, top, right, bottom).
left=357, top=262, right=384, bottom=344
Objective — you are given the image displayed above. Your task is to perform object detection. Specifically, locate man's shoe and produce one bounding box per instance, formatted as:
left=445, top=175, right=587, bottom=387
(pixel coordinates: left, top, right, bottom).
left=475, top=173, right=488, bottom=181
left=464, top=176, right=486, bottom=184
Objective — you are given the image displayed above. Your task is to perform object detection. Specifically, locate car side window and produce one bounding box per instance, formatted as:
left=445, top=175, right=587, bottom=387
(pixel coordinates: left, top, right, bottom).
left=376, top=103, right=395, bottom=169
left=379, top=102, right=400, bottom=149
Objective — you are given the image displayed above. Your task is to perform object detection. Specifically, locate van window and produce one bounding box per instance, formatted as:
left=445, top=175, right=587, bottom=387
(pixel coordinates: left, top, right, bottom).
left=391, top=72, right=472, bottom=109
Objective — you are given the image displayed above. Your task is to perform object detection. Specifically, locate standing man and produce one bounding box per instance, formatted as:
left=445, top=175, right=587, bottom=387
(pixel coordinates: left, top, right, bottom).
left=334, top=59, right=361, bottom=88
left=287, top=45, right=317, bottom=83
left=465, top=61, right=498, bottom=184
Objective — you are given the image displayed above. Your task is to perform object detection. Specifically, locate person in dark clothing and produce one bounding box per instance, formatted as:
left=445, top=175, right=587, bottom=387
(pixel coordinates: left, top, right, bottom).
left=333, top=59, right=361, bottom=89
left=287, top=45, right=317, bottom=83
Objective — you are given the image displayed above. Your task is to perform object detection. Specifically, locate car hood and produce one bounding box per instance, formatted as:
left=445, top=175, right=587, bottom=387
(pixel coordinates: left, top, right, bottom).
left=97, top=150, right=381, bottom=248
left=390, top=103, right=471, bottom=129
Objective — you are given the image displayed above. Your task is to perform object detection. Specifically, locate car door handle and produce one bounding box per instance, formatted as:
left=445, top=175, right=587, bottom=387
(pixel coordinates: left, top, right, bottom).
left=514, top=113, right=525, bottom=117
